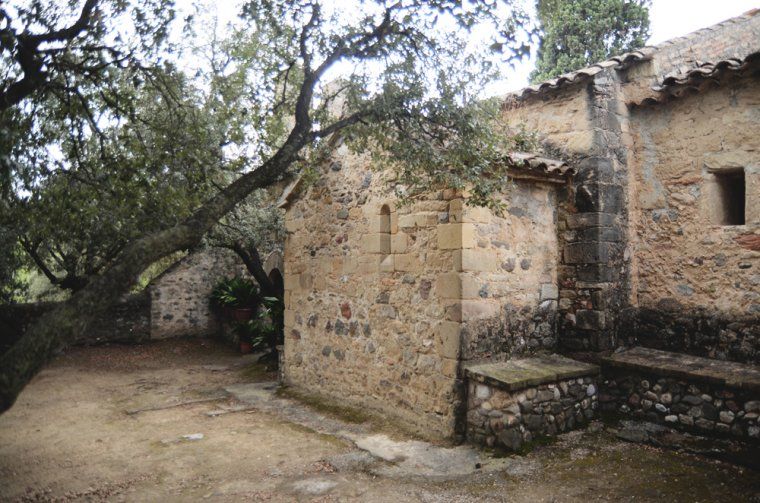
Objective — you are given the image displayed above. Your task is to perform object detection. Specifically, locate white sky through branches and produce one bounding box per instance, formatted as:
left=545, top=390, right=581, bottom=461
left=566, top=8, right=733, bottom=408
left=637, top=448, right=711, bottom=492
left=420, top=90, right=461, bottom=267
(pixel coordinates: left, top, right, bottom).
left=176, top=0, right=759, bottom=94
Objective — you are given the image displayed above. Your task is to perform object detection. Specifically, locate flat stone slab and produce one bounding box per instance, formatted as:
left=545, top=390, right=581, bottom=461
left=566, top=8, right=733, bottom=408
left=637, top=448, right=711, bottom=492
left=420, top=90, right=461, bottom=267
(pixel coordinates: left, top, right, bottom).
left=465, top=354, right=600, bottom=392
left=604, top=347, right=760, bottom=393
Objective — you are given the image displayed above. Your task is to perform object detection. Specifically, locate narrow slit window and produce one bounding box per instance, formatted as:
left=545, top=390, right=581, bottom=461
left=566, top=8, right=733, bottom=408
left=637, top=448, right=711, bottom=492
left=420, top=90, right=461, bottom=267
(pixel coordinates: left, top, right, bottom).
left=379, top=205, right=391, bottom=254
left=713, top=169, right=745, bottom=225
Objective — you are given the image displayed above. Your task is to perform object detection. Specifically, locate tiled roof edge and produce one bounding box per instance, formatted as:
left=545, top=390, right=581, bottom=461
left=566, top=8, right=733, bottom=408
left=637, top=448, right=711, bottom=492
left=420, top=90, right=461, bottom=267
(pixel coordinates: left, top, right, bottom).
left=635, top=51, right=760, bottom=107
left=508, top=48, right=655, bottom=100
left=506, top=8, right=760, bottom=102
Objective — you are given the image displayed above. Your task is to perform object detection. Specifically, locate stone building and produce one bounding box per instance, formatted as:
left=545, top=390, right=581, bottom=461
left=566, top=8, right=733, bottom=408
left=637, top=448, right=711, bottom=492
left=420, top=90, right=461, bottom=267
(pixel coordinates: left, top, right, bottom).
left=150, top=248, right=283, bottom=339
left=280, top=11, right=760, bottom=446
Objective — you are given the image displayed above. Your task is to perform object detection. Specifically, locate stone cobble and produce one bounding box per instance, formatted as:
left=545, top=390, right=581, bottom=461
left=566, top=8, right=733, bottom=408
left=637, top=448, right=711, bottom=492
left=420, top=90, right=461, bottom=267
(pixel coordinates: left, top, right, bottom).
left=466, top=377, right=599, bottom=451
left=600, top=373, right=760, bottom=441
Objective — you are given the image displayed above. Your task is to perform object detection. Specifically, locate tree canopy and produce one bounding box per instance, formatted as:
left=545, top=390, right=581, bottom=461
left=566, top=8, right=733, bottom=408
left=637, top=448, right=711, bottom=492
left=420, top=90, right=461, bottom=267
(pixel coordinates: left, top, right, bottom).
left=530, top=0, right=650, bottom=83
left=6, top=71, right=235, bottom=292
left=0, top=0, right=538, bottom=413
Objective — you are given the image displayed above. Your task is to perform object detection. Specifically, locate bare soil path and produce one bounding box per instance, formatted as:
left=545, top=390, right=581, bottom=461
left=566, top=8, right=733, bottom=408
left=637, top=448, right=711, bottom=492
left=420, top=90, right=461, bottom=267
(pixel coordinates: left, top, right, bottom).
left=1, top=338, right=758, bottom=502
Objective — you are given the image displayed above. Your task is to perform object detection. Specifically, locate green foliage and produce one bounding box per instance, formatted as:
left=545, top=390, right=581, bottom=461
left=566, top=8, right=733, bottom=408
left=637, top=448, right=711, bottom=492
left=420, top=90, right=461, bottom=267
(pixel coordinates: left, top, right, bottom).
left=133, top=251, right=187, bottom=292
left=205, top=190, right=284, bottom=260
left=349, top=95, right=540, bottom=213
left=210, top=276, right=260, bottom=309
left=4, top=60, right=236, bottom=291
left=530, top=0, right=651, bottom=83
left=223, top=0, right=541, bottom=209
left=21, top=269, right=69, bottom=303
left=0, top=0, right=216, bottom=292
left=3, top=0, right=541, bottom=298
left=234, top=296, right=283, bottom=349
left=0, top=226, right=26, bottom=304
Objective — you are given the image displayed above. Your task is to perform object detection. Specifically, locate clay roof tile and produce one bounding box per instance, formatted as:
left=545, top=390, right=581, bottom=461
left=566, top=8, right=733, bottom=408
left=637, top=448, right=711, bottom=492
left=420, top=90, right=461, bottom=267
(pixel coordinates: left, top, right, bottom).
left=508, top=8, right=759, bottom=102
left=637, top=51, right=760, bottom=106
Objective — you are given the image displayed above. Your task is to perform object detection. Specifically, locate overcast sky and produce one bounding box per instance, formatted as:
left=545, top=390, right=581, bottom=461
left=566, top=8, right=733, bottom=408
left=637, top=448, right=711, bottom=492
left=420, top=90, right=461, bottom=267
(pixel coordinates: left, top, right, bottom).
left=503, top=0, right=760, bottom=90
left=177, top=0, right=759, bottom=92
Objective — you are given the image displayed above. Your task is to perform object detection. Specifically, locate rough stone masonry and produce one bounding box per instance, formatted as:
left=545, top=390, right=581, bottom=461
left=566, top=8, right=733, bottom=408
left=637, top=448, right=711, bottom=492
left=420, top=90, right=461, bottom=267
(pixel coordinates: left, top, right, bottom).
left=280, top=10, right=760, bottom=445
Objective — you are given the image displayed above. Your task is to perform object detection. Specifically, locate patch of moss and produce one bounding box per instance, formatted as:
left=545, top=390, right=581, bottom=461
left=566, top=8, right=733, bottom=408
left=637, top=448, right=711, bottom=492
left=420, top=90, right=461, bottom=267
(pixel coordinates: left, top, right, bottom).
left=483, top=445, right=512, bottom=459
left=274, top=386, right=442, bottom=443
left=517, top=433, right=557, bottom=454
left=275, top=386, right=372, bottom=424
left=281, top=421, right=352, bottom=449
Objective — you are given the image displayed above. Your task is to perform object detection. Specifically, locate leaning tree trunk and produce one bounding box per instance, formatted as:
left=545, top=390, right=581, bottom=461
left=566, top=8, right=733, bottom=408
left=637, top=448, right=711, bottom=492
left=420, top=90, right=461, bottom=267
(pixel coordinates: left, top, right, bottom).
left=231, top=241, right=278, bottom=298
left=0, top=133, right=307, bottom=414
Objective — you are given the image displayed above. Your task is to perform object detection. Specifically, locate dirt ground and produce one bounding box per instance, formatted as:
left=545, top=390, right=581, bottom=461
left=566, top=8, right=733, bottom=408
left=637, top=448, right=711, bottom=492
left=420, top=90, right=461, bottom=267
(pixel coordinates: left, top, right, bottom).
left=1, top=338, right=759, bottom=502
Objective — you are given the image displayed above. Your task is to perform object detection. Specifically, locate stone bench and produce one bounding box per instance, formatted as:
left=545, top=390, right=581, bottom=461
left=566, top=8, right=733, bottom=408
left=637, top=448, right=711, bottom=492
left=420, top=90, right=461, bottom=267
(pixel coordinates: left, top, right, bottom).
left=602, top=347, right=760, bottom=441
left=465, top=354, right=600, bottom=451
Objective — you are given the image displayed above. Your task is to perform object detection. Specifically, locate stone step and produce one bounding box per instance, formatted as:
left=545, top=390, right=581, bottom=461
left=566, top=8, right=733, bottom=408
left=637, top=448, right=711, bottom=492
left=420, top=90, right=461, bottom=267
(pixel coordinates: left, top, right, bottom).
left=603, top=347, right=760, bottom=393
left=602, top=347, right=760, bottom=441
left=465, top=354, right=600, bottom=392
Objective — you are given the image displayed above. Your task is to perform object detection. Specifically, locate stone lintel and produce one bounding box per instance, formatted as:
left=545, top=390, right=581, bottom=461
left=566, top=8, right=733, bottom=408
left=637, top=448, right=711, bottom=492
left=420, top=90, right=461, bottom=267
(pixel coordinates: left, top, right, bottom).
left=604, top=347, right=760, bottom=393
left=465, top=355, right=600, bottom=393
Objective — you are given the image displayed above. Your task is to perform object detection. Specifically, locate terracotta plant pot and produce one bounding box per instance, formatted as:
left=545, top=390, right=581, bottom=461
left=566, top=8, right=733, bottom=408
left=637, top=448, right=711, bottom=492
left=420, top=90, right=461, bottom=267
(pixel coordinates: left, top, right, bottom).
left=239, top=341, right=253, bottom=354
left=231, top=308, right=253, bottom=321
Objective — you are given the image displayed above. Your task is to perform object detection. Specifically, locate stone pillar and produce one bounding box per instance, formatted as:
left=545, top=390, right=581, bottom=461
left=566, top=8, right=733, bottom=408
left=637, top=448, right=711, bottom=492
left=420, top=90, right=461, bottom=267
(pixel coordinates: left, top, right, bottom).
left=558, top=70, right=631, bottom=352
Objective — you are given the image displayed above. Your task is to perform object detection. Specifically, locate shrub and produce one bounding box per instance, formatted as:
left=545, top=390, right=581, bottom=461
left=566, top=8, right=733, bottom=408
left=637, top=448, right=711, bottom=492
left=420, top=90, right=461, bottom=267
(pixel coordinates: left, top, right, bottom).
left=210, top=276, right=260, bottom=309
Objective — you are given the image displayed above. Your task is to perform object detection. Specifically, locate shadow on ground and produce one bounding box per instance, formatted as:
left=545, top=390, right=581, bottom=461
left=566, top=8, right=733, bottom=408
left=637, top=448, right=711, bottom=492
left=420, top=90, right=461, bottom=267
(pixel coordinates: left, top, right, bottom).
left=1, top=338, right=758, bottom=502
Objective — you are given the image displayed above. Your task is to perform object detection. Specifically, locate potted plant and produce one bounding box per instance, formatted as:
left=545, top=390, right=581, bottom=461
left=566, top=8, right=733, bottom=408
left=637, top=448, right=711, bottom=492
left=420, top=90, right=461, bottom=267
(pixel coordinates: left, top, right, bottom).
left=210, top=276, right=260, bottom=321
left=233, top=317, right=268, bottom=354
left=233, top=322, right=254, bottom=354
left=245, top=296, right=284, bottom=363
left=210, top=278, right=233, bottom=318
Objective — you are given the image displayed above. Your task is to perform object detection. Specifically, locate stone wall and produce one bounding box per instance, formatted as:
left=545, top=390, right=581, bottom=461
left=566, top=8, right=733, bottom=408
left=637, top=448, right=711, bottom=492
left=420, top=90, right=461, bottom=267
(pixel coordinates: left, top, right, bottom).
left=503, top=70, right=633, bottom=353
left=466, top=376, right=599, bottom=451
left=84, top=292, right=151, bottom=344
left=281, top=139, right=571, bottom=440
left=1, top=248, right=248, bottom=350
left=282, top=148, right=466, bottom=439
left=149, top=248, right=245, bottom=339
left=621, top=13, right=760, bottom=360
left=502, top=12, right=760, bottom=356
left=281, top=10, right=760, bottom=442
left=601, top=371, right=760, bottom=442
left=625, top=77, right=760, bottom=363
left=456, top=184, right=562, bottom=361
left=0, top=292, right=150, bottom=351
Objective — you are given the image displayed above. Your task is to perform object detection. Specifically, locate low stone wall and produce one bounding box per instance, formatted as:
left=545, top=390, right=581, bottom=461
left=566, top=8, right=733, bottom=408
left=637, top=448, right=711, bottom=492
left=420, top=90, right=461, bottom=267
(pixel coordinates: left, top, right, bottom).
left=0, top=302, right=53, bottom=352
left=466, top=376, right=599, bottom=451
left=149, top=248, right=245, bottom=339
left=602, top=348, right=760, bottom=443
left=601, top=371, right=760, bottom=441
left=618, top=306, right=760, bottom=365
left=83, top=292, right=151, bottom=345
left=0, top=292, right=150, bottom=351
